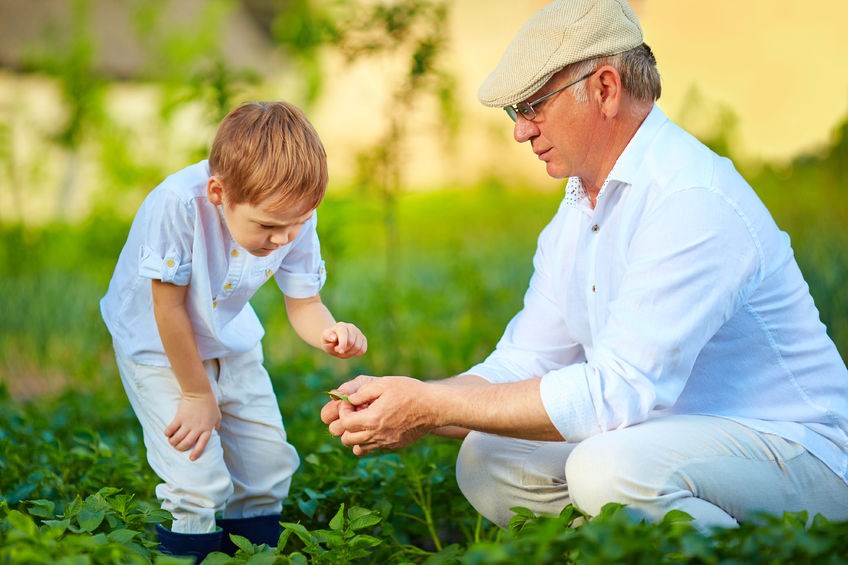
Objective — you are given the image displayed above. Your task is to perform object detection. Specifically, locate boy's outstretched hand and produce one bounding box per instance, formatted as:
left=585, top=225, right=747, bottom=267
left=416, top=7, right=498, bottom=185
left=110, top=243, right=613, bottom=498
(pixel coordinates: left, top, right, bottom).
left=321, top=322, right=368, bottom=358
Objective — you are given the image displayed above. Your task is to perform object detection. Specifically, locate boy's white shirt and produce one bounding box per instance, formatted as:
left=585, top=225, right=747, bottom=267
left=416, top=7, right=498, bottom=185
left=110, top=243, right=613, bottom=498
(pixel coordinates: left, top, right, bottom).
left=101, top=160, right=327, bottom=366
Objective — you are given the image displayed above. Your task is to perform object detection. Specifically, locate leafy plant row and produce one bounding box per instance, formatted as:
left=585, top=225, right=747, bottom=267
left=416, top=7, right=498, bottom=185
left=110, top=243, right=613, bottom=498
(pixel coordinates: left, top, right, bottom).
left=3, top=383, right=848, bottom=564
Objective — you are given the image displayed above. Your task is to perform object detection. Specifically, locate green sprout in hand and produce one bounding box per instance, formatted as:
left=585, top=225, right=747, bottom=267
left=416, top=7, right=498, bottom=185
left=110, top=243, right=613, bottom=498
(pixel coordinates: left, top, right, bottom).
left=326, top=391, right=351, bottom=402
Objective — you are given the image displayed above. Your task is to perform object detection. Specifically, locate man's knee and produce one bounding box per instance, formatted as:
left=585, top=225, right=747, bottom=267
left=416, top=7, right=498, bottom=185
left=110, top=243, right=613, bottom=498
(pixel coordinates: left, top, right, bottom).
left=456, top=432, right=572, bottom=528
left=455, top=432, right=506, bottom=521
left=565, top=432, right=645, bottom=516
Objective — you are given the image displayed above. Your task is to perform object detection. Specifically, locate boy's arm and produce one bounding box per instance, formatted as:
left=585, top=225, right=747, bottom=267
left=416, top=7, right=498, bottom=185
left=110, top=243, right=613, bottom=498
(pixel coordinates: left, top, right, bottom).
left=284, top=294, right=367, bottom=358
left=151, top=279, right=221, bottom=461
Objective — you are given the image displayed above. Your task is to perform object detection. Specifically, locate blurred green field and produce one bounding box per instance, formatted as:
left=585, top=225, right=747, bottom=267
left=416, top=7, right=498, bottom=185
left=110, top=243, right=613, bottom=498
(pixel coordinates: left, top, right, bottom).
left=1, top=141, right=846, bottom=400
left=1, top=148, right=847, bottom=561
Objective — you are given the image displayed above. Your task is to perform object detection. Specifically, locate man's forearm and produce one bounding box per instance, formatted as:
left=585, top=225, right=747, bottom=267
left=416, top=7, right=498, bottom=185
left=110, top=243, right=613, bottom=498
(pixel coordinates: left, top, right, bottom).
left=428, top=377, right=563, bottom=441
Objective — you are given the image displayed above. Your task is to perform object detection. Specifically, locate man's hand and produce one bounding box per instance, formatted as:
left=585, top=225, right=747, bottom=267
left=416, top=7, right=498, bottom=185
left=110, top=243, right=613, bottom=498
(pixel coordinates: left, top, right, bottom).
left=321, top=322, right=368, bottom=359
left=320, top=375, right=376, bottom=429
left=324, top=376, right=439, bottom=456
left=164, top=391, right=222, bottom=461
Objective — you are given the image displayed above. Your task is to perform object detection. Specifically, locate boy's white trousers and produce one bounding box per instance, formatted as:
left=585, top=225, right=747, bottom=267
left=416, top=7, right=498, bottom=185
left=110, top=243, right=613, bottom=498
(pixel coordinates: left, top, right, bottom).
left=115, top=343, right=299, bottom=533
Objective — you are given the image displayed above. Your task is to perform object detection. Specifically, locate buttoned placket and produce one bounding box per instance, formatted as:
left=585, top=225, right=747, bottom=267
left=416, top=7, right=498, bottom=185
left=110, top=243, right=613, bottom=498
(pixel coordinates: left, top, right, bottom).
left=213, top=204, right=247, bottom=310
left=583, top=180, right=615, bottom=337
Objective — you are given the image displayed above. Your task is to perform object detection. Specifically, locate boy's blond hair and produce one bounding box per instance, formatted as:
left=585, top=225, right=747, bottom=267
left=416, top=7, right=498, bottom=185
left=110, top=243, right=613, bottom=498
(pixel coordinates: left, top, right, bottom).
left=209, top=101, right=328, bottom=211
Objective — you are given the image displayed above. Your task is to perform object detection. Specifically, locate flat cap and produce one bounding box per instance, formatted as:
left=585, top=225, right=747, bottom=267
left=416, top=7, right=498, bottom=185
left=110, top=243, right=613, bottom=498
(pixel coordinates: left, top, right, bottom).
left=478, top=0, right=643, bottom=108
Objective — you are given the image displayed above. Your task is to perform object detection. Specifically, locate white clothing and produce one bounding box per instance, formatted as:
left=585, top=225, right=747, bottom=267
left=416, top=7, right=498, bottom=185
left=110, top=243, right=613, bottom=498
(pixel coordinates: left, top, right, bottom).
left=100, top=160, right=327, bottom=366
left=467, top=106, right=848, bottom=483
left=114, top=343, right=299, bottom=533
left=456, top=417, right=848, bottom=532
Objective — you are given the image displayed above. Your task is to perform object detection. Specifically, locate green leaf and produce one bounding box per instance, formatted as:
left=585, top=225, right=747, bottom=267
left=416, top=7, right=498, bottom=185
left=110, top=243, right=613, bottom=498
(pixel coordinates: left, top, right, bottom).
left=329, top=504, right=345, bottom=531
left=325, top=391, right=350, bottom=402
left=245, top=552, right=278, bottom=565
left=26, top=499, right=56, bottom=518
left=231, top=533, right=254, bottom=553
left=76, top=506, right=106, bottom=532
left=348, top=512, right=381, bottom=531
left=6, top=510, right=37, bottom=535
left=106, top=528, right=138, bottom=543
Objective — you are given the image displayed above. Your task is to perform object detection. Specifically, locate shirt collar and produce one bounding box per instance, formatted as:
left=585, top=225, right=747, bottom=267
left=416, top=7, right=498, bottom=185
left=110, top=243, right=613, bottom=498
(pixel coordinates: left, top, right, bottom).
left=607, top=104, right=668, bottom=185
left=563, top=105, right=668, bottom=208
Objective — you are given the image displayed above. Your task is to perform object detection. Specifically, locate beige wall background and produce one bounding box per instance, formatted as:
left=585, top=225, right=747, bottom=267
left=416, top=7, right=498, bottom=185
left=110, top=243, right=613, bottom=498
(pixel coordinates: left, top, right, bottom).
left=312, top=0, right=848, bottom=192
left=1, top=0, right=846, bottom=222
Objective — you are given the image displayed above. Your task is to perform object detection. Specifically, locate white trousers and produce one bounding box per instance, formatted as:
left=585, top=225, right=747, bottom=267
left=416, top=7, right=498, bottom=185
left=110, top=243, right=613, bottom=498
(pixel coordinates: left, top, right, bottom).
left=456, top=415, right=848, bottom=533
left=115, top=344, right=299, bottom=534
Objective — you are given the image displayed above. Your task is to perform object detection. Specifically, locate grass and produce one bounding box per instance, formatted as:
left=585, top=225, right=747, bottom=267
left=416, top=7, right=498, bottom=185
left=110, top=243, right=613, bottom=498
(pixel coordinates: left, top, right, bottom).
left=1, top=147, right=847, bottom=561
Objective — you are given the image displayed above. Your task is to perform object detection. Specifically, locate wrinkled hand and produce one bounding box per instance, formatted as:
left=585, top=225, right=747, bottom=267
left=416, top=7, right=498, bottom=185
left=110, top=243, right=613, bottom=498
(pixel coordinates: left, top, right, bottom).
left=322, top=376, right=437, bottom=456
left=164, top=391, right=221, bottom=461
left=321, top=322, right=368, bottom=359
left=320, top=375, right=375, bottom=429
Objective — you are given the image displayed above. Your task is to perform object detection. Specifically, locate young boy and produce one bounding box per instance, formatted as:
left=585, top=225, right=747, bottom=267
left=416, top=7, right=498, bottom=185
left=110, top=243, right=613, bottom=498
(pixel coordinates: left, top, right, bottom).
left=100, top=101, right=367, bottom=560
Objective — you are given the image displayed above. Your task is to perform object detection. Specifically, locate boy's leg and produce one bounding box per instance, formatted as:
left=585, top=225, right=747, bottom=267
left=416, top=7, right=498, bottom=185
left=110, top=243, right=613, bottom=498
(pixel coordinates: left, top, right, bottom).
left=215, top=345, right=299, bottom=549
left=565, top=414, right=848, bottom=534
left=114, top=345, right=233, bottom=535
left=456, top=432, right=576, bottom=527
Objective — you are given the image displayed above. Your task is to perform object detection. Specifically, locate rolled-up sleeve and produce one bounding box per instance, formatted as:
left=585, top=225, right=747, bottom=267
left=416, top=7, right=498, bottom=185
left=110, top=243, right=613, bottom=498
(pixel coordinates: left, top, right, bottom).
left=275, top=214, right=327, bottom=298
left=135, top=190, right=194, bottom=285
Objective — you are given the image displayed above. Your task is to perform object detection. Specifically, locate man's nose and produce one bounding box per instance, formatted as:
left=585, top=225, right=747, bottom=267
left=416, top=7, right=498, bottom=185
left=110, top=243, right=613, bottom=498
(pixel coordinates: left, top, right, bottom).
left=513, top=115, right=539, bottom=143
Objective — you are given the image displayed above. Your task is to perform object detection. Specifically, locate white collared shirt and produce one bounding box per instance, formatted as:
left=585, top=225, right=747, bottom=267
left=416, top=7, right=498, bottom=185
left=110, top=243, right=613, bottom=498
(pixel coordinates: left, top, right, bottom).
left=100, top=160, right=327, bottom=366
left=468, top=106, right=848, bottom=483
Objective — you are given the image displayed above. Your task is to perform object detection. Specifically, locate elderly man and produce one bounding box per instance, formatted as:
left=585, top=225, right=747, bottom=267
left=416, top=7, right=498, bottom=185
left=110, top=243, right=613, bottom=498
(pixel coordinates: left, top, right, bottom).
left=321, top=0, right=848, bottom=533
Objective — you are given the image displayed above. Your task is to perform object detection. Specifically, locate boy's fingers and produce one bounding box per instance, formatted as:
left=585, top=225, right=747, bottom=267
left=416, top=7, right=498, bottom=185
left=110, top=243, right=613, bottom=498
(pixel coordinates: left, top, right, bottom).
left=335, top=328, right=349, bottom=351
left=190, top=432, right=210, bottom=461
left=323, top=329, right=338, bottom=344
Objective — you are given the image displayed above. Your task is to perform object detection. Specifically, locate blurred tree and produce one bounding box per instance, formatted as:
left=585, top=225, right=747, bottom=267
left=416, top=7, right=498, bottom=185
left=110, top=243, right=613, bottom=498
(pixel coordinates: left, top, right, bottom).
left=316, top=0, right=459, bottom=365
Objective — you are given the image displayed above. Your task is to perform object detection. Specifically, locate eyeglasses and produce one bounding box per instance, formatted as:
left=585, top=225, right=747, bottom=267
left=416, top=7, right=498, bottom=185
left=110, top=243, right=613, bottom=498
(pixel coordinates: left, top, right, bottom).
left=503, top=70, right=596, bottom=122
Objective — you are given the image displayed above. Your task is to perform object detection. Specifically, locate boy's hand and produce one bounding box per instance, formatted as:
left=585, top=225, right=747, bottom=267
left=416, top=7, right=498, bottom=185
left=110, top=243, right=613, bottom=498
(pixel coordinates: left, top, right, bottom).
left=164, top=391, right=222, bottom=461
left=321, top=322, right=367, bottom=359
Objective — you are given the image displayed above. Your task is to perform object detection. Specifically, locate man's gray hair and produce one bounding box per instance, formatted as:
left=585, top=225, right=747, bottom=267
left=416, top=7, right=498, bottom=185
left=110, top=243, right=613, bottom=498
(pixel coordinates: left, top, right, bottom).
left=569, top=43, right=661, bottom=104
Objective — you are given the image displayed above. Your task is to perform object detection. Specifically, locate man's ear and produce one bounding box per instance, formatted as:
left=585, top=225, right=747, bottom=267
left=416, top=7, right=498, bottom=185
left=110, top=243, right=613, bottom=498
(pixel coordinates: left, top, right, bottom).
left=594, top=65, right=622, bottom=118
left=207, top=176, right=224, bottom=205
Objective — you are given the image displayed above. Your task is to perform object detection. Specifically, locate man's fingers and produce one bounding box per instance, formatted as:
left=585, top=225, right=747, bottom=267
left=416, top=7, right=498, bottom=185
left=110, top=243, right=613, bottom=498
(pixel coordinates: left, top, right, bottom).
left=327, top=419, right=346, bottom=437
left=320, top=400, right=340, bottom=425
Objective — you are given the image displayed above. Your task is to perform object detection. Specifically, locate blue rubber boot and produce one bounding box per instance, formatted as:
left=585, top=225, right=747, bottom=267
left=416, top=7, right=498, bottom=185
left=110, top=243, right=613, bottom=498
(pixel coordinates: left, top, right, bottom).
left=156, top=523, right=222, bottom=563
left=217, top=514, right=282, bottom=555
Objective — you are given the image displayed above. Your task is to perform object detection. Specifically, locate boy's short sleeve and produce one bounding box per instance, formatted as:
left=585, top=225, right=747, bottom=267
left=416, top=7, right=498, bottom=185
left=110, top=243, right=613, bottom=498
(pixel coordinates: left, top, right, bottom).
left=136, top=190, right=194, bottom=285
left=275, top=214, right=326, bottom=298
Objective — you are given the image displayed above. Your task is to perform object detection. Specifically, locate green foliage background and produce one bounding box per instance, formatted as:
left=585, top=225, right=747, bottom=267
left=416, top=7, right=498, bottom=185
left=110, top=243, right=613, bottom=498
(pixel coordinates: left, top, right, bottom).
left=1, top=0, right=847, bottom=562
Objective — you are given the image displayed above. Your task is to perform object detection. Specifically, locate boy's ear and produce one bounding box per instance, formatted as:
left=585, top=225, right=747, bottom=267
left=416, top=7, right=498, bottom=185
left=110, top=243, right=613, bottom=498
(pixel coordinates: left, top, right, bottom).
left=207, top=176, right=224, bottom=205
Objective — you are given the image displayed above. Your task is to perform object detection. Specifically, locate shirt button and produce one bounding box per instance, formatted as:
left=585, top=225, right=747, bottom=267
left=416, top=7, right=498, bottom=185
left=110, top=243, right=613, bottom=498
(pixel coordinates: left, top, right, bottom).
left=231, top=249, right=239, bottom=257
left=591, top=224, right=599, bottom=232
left=212, top=300, right=217, bottom=309
left=591, top=285, right=596, bottom=293
left=166, top=259, right=175, bottom=268
left=224, top=282, right=233, bottom=291
left=266, top=269, right=273, bottom=278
